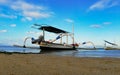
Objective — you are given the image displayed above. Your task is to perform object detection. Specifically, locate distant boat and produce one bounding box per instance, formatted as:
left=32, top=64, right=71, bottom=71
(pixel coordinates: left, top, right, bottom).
left=104, top=40, right=120, bottom=50
left=23, top=24, right=79, bottom=50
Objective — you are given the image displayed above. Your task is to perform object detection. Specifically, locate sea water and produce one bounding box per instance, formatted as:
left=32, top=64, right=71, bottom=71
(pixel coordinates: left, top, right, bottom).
left=0, top=45, right=40, bottom=53
left=0, top=45, right=120, bottom=58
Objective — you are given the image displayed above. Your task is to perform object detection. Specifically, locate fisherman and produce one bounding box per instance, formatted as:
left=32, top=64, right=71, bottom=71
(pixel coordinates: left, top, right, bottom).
left=38, top=35, right=44, bottom=44
left=31, top=35, right=44, bottom=44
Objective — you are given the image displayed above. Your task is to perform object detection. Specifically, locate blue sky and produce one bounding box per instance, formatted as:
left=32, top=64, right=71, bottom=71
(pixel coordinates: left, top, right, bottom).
left=0, top=0, right=120, bottom=47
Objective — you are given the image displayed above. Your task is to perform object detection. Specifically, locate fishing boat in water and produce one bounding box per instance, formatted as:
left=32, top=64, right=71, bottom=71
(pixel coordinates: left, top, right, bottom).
left=23, top=24, right=78, bottom=50
left=104, top=40, right=120, bottom=50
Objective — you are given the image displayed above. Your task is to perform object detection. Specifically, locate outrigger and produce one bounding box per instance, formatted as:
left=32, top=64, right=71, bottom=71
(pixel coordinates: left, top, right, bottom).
left=23, top=24, right=79, bottom=50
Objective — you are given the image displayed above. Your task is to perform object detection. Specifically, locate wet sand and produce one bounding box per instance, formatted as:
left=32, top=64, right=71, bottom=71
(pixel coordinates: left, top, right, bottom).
left=0, top=54, right=120, bottom=75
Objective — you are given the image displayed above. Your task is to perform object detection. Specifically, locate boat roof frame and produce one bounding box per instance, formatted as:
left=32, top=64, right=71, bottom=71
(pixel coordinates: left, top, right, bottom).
left=38, top=25, right=69, bottom=34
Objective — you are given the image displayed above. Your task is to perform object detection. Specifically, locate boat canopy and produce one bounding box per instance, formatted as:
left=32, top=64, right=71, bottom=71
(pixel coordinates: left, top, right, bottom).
left=38, top=26, right=68, bottom=34
left=104, top=40, right=118, bottom=46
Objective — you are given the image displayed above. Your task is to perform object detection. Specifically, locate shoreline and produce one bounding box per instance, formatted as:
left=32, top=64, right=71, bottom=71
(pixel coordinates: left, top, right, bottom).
left=0, top=54, right=120, bottom=75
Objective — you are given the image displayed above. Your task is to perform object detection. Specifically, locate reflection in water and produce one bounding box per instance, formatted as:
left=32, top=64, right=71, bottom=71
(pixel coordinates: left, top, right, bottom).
left=0, top=45, right=120, bottom=58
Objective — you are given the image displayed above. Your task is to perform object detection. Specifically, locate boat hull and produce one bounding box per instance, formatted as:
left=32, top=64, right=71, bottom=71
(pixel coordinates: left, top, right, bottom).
left=40, top=46, right=75, bottom=50
left=39, top=42, right=76, bottom=50
left=105, top=47, right=120, bottom=50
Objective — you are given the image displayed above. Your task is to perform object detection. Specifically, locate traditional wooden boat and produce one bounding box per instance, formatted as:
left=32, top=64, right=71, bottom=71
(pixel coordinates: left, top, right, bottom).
left=104, top=40, right=120, bottom=50
left=23, top=24, right=78, bottom=50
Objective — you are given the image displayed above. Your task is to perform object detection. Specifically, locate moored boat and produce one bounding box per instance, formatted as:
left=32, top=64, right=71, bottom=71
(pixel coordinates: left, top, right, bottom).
left=23, top=24, right=78, bottom=50
left=104, top=40, right=120, bottom=50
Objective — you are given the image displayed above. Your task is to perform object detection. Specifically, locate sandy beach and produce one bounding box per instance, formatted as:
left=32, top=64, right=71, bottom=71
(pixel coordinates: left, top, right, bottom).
left=0, top=54, right=120, bottom=75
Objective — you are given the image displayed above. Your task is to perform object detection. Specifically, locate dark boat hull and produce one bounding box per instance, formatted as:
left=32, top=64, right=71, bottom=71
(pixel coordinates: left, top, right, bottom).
left=40, top=46, right=76, bottom=50
left=38, top=41, right=76, bottom=50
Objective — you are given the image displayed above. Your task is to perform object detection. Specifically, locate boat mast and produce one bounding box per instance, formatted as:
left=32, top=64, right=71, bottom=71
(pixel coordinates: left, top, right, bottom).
left=72, top=23, right=74, bottom=44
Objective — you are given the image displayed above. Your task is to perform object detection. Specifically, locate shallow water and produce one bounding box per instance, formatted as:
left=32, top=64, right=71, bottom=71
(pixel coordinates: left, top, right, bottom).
left=0, top=45, right=40, bottom=53
left=0, top=45, right=120, bottom=58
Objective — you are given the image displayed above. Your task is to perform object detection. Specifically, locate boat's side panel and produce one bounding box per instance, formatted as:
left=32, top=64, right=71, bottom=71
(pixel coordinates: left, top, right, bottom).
left=32, top=41, right=76, bottom=50
left=40, top=46, right=75, bottom=50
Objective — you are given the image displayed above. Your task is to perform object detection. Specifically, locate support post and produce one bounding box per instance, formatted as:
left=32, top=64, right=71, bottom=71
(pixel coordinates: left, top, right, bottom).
left=60, top=37, right=62, bottom=44
left=66, top=34, right=68, bottom=44
left=43, top=28, right=45, bottom=41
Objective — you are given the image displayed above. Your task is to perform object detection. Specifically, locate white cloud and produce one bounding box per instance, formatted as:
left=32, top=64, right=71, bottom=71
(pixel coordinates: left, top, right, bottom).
left=103, top=22, right=111, bottom=25
left=10, top=24, right=16, bottom=27
left=11, top=1, right=44, bottom=11
left=0, top=30, right=7, bottom=33
left=89, top=0, right=110, bottom=10
left=65, top=19, right=74, bottom=23
left=90, top=22, right=111, bottom=28
left=0, top=0, right=53, bottom=20
left=90, top=24, right=102, bottom=28
left=21, top=17, right=32, bottom=21
left=27, top=31, right=35, bottom=34
left=26, top=17, right=32, bottom=21
left=88, top=0, right=119, bottom=11
left=0, top=14, right=17, bottom=19
left=109, top=1, right=120, bottom=7
left=23, top=11, right=51, bottom=18
left=10, top=1, right=53, bottom=19
left=26, top=31, right=41, bottom=35
left=0, top=0, right=9, bottom=4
